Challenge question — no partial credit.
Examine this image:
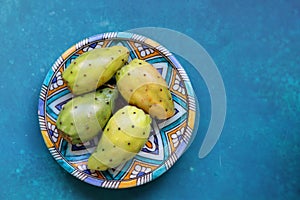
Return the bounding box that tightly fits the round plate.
[38,32,197,188]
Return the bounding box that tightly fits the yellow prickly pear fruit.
[56,87,118,144]
[116,59,174,119]
[88,105,152,171]
[63,46,129,95]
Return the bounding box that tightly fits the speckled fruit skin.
[62,46,129,95]
[56,87,118,144]
[116,59,175,119]
[88,105,152,171]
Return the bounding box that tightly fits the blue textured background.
[0,0,299,199]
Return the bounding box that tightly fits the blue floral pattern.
[130,165,151,178]
[173,74,186,95]
[134,42,155,57]
[47,122,59,142]
[50,71,64,90]
[171,127,184,148]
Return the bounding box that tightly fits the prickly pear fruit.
[116,59,174,119]
[62,46,129,95]
[56,87,118,144]
[88,105,152,171]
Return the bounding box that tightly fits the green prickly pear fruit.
[56,87,118,144]
[116,59,175,119]
[88,105,152,171]
[62,46,129,95]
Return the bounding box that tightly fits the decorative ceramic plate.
[38,32,197,189]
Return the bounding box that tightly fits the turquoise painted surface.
[0,0,299,199]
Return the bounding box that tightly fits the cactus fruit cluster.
[56,46,175,171]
